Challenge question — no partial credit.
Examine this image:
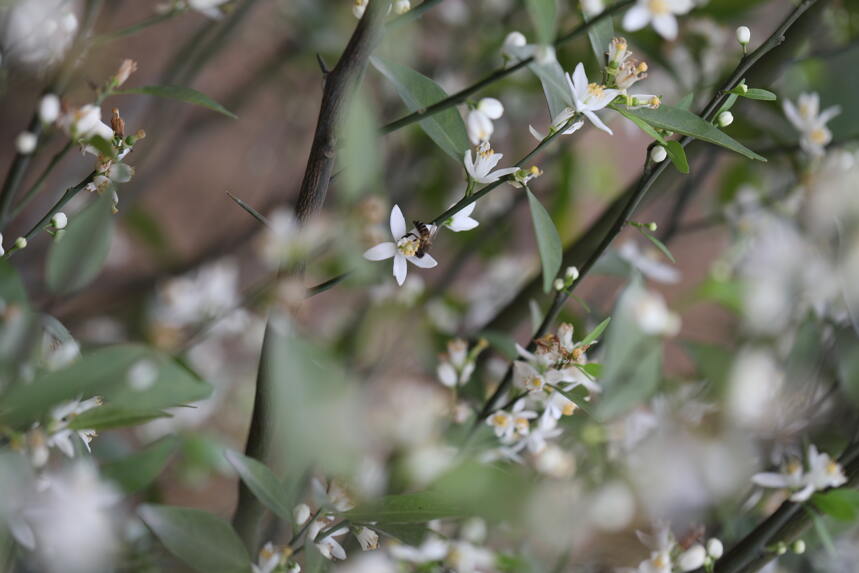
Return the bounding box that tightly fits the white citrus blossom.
[622,0,694,41]
[308,518,349,561]
[752,445,847,502]
[388,535,449,563]
[501,31,527,59]
[362,205,438,286]
[252,542,284,573]
[354,526,379,551]
[466,109,493,145]
[464,141,519,184]
[623,524,677,573]
[783,92,841,156]
[44,396,103,458]
[486,408,515,441]
[436,339,476,387]
[618,241,680,284]
[528,107,585,141]
[187,0,230,19]
[443,202,480,232]
[57,104,114,142]
[631,288,681,336]
[567,63,621,134]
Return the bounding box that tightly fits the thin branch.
[378,0,634,135]
[232,0,387,552]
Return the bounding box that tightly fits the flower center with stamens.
[587,83,605,99]
[826,460,840,475]
[490,412,511,427]
[396,235,420,257]
[525,376,544,391]
[562,402,577,416]
[515,417,530,433]
[648,0,669,14]
[809,127,829,145]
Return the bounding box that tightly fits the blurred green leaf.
[526,189,563,293]
[526,0,557,44]
[118,85,237,118]
[641,230,676,263]
[225,450,293,521]
[371,57,469,160]
[695,276,744,313]
[45,191,115,295]
[529,59,573,120]
[685,342,732,390]
[835,328,859,407]
[741,88,777,101]
[583,8,613,65]
[85,135,116,159]
[101,436,180,493]
[0,260,28,306]
[479,329,518,361]
[344,491,466,523]
[624,104,766,161]
[341,89,381,198]
[612,105,666,144]
[226,192,269,225]
[371,523,428,545]
[68,405,170,430]
[138,504,251,573]
[578,317,611,348]
[812,489,859,522]
[550,383,594,417]
[717,93,739,116]
[0,345,211,427]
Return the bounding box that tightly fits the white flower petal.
[409,254,438,268]
[363,242,396,261]
[390,205,407,239]
[652,13,678,40]
[622,4,651,32]
[584,110,613,135]
[393,254,408,285]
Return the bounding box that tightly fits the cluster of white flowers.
[620,524,723,573]
[18,396,103,468]
[752,444,847,502]
[436,338,486,388]
[483,324,601,464]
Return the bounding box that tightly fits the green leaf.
[138,504,251,573]
[549,383,594,417]
[581,363,603,378]
[641,230,676,263]
[808,508,837,555]
[623,104,766,161]
[677,93,694,111]
[371,523,428,546]
[67,405,170,430]
[45,191,115,295]
[695,276,744,313]
[526,0,557,44]
[341,88,381,198]
[740,88,777,101]
[225,450,293,521]
[583,8,613,66]
[0,260,28,306]
[529,59,573,120]
[85,135,116,159]
[118,85,237,118]
[717,93,739,116]
[664,140,689,174]
[479,329,518,361]
[526,189,563,293]
[578,318,611,348]
[226,192,269,226]
[611,104,666,144]
[812,489,859,522]
[371,57,469,160]
[101,436,180,493]
[345,491,467,523]
[0,345,211,427]
[685,342,732,390]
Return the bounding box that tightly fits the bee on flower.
[362,205,438,286]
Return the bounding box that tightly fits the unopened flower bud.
[737,83,749,94]
[791,540,806,555]
[477,97,504,120]
[677,544,707,571]
[775,542,787,555]
[647,222,658,232]
[293,503,311,526]
[51,212,68,230]
[114,59,138,87]
[39,94,61,124]
[553,278,565,291]
[15,132,37,155]
[565,266,579,281]
[503,31,527,50]
[736,26,751,46]
[393,0,410,14]
[650,145,667,163]
[707,538,724,559]
[14,237,27,250]
[717,111,734,127]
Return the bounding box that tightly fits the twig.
[232,0,387,552]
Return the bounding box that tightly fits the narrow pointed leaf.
[225,450,293,521]
[118,85,237,118]
[526,189,563,293]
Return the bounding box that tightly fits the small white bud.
[677,544,707,572]
[0,233,4,256]
[393,0,410,14]
[286,562,301,573]
[293,503,311,526]
[647,222,658,232]
[15,132,37,155]
[737,83,749,94]
[39,94,61,124]
[707,538,724,559]
[503,31,527,49]
[775,542,787,556]
[565,266,579,281]
[14,237,27,250]
[553,278,565,291]
[736,26,751,45]
[477,97,504,120]
[717,111,734,127]
[791,539,806,554]
[352,0,367,18]
[51,212,68,230]
[650,145,667,163]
